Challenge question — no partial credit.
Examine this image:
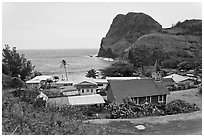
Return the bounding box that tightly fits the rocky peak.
[98,12,162,58]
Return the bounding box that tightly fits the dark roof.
[108,79,169,103]
[153,60,161,72]
[162,78,174,83]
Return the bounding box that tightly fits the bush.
[105,99,199,119]
[165,100,200,115]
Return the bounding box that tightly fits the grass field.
[85,88,202,135]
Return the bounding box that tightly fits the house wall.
[78,88,97,95]
[27,83,40,90]
[132,94,167,104]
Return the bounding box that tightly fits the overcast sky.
[2,2,202,49]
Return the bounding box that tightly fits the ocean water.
[18,49,113,83]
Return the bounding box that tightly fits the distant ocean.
[18,49,113,83]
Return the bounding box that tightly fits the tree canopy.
[100,61,135,77]
[85,69,99,79]
[2,45,34,81]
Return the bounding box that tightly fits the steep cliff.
[97,12,162,58]
[97,12,202,69]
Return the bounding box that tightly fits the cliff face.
[97,12,162,58]
[97,12,202,67]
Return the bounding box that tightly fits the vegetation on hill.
[2,45,34,81]
[100,61,136,77]
[2,89,109,135]
[97,12,202,71]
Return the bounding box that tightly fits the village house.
[164,73,196,89]
[106,61,169,104]
[26,75,54,90]
[74,79,98,95]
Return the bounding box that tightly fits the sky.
[2,2,202,49]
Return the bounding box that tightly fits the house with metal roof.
[106,79,169,104]
[74,79,98,95]
[26,75,53,89]
[106,61,169,104]
[164,73,196,88]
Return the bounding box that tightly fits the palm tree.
[85,69,99,79]
[60,59,68,81]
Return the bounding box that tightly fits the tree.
[85,69,99,79]
[100,61,135,77]
[60,59,68,81]
[2,45,34,81]
[53,76,59,82]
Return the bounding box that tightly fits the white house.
[164,74,196,87]
[74,79,98,95]
[26,75,53,90]
[53,81,73,88]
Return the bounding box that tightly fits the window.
[158,95,163,103]
[98,84,103,86]
[91,89,93,92]
[82,89,84,93]
[87,89,89,92]
[63,84,68,86]
[145,96,151,103]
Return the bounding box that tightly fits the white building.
[74,79,98,95]
[53,81,73,88]
[26,75,53,90]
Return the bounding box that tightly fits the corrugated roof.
[106,77,141,80]
[56,81,73,84]
[108,79,169,103]
[162,78,174,83]
[26,75,53,84]
[68,94,105,105]
[164,74,191,83]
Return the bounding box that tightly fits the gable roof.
[164,74,192,83]
[162,78,174,83]
[107,79,169,103]
[26,75,53,84]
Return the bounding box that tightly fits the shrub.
[165,100,200,115]
[105,99,199,119]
